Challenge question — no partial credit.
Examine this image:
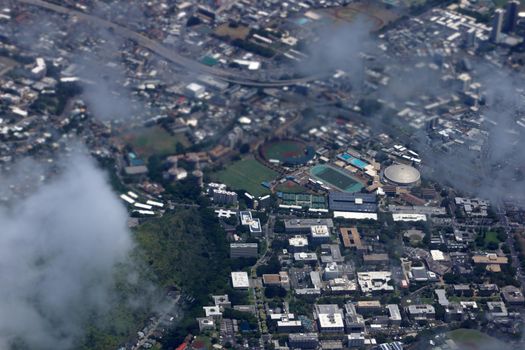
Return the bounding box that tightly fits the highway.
[17,0,322,87]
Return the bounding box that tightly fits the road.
[249,216,274,349]
[17,0,323,87]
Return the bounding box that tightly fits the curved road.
[18,0,323,87]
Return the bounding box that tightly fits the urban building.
[310,225,331,244]
[231,272,250,289]
[357,272,394,293]
[230,243,258,258]
[284,218,334,233]
[503,0,519,33]
[288,235,309,252]
[288,333,319,349]
[406,304,436,321]
[491,9,505,43]
[315,305,345,333]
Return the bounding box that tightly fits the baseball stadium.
[260,139,315,166]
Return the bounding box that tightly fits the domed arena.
[383,164,421,187]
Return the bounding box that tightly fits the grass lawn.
[484,231,500,245]
[122,126,190,158]
[418,297,434,305]
[193,336,212,349]
[214,157,278,197]
[447,329,505,349]
[263,140,305,161]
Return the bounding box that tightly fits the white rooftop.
[231,271,250,289]
[310,225,330,237]
[318,313,344,329]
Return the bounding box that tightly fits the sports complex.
[260,139,315,166]
[310,164,364,193]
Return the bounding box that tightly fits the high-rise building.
[504,0,519,33]
[463,28,477,49]
[491,9,505,43]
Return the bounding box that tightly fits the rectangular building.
[316,304,345,333]
[407,304,435,321]
[284,218,334,233]
[263,272,290,289]
[357,271,394,293]
[212,189,238,205]
[329,192,377,212]
[277,320,302,333]
[288,333,319,349]
[310,225,331,244]
[347,332,365,348]
[230,243,258,258]
[231,271,250,289]
[289,235,309,252]
[363,253,389,266]
[340,227,366,251]
[387,304,402,325]
[356,300,382,315]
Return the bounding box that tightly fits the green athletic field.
[214,157,278,196]
[310,164,363,193]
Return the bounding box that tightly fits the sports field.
[264,140,304,160]
[122,126,190,158]
[310,165,363,193]
[214,157,278,196]
[484,231,500,245]
[261,140,315,166]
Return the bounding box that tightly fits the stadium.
[260,139,315,166]
[382,164,421,187]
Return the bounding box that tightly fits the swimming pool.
[339,153,352,161]
[350,158,368,169]
[337,153,369,170]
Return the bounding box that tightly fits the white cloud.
[0,154,133,349]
